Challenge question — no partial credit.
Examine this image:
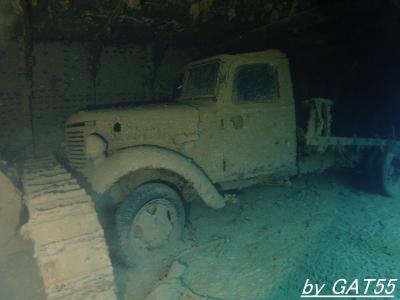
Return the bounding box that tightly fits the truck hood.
[66,102,200,151]
[66,102,198,125]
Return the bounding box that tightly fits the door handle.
[230,115,244,130]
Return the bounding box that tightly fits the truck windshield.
[182,61,220,99]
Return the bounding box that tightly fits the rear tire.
[115,182,185,267]
[379,146,400,197]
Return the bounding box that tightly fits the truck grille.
[65,122,87,172]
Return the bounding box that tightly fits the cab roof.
[186,49,287,68]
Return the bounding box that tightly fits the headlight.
[85,134,107,160]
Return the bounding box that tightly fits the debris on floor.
[0,161,46,300]
[0,163,22,261]
[145,259,213,300]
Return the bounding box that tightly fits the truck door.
[222,61,297,180]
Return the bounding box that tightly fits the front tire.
[115,182,185,267]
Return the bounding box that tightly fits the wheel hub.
[130,198,179,250]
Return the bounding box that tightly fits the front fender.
[88,146,225,209]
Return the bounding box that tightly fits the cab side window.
[234,64,279,102]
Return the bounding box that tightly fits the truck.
[20,50,400,299]
[65,49,400,263]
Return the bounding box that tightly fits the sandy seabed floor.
[2,170,400,300]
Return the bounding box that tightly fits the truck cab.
[177,50,297,183]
